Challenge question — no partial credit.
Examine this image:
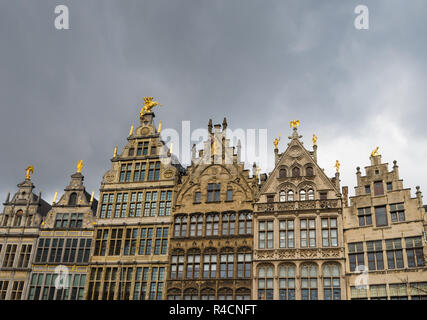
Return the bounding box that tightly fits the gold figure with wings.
[290,119,300,128]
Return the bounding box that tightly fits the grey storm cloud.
[0,0,426,206]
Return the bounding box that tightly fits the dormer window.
[292,167,300,177]
[68,193,77,206]
[374,181,384,196]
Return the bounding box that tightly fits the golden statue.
[90,191,94,203]
[129,125,134,136]
[76,160,83,173]
[334,160,340,172]
[25,165,34,179]
[312,134,317,145]
[53,191,58,204]
[140,97,161,116]
[113,146,118,158]
[158,121,162,133]
[371,146,380,157]
[290,119,300,129]
[273,134,281,149]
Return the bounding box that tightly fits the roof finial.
[25,165,34,180]
[76,160,83,173]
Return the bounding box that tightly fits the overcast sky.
[1,0,426,206]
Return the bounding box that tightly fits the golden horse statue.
[140,97,161,117]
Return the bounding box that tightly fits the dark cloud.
[1,0,426,206]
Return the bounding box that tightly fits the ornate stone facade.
[85,111,184,300]
[343,155,427,300]
[0,176,51,300]
[166,119,257,300]
[253,126,346,300]
[28,169,97,300]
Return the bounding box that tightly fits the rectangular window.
[3,244,17,268]
[226,189,233,201]
[279,220,294,248]
[300,219,316,248]
[321,218,338,247]
[319,192,327,200]
[10,281,24,300]
[365,185,371,194]
[194,192,201,203]
[258,221,273,249]
[386,238,404,269]
[357,207,372,226]
[207,183,221,202]
[405,237,424,268]
[348,242,364,272]
[374,181,384,196]
[366,240,384,271]
[370,284,387,300]
[139,228,153,255]
[390,203,405,223]
[375,206,388,227]
[0,281,9,300]
[17,244,32,268]
[100,193,114,219]
[386,182,393,191]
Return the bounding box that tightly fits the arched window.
[222,212,236,235]
[237,248,252,278]
[279,264,296,300]
[238,211,252,234]
[279,191,286,202]
[235,288,251,300]
[186,249,201,279]
[301,264,318,300]
[279,168,287,178]
[258,265,274,300]
[14,210,23,226]
[220,249,235,278]
[300,190,306,201]
[287,190,294,201]
[170,251,184,279]
[205,213,219,236]
[167,288,181,300]
[306,166,314,176]
[183,288,198,300]
[68,193,77,206]
[203,248,217,279]
[323,265,341,300]
[292,167,300,177]
[308,189,314,200]
[189,214,203,237]
[200,288,215,300]
[218,288,233,300]
[174,216,187,237]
